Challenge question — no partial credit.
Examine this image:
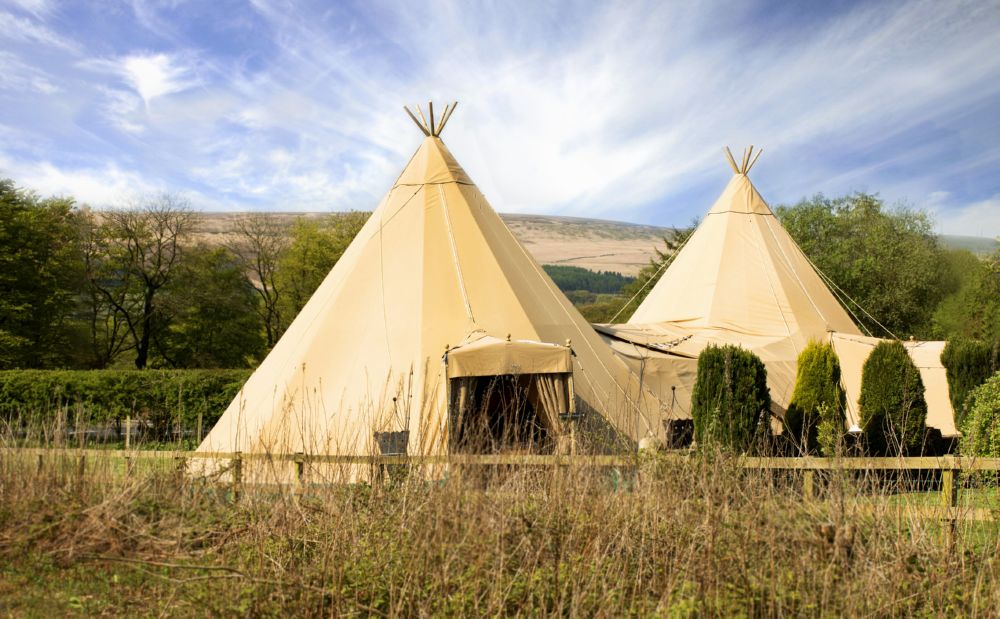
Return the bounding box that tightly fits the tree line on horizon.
[1,177,998,371]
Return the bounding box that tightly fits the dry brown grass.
[2,445,999,617]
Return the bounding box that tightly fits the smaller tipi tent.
[598,147,959,441]
[195,103,666,479]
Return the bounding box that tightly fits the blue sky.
[1,0,999,237]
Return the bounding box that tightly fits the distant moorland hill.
[193,212,997,276]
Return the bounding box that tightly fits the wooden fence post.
[124,416,131,450]
[77,452,86,483]
[232,451,243,501]
[174,455,187,484]
[36,452,43,475]
[803,469,815,502]
[294,452,305,493]
[941,464,958,549]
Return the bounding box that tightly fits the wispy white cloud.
[1,0,999,237]
[926,193,1000,238]
[0,51,59,93]
[0,9,77,52]
[0,153,159,205]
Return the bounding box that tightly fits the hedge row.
[0,369,251,436]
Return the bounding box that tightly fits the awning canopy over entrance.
[445,335,573,378]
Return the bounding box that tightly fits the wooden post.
[174,455,186,483]
[941,468,957,510]
[77,453,86,482]
[294,452,305,495]
[941,465,958,549]
[36,452,43,475]
[803,469,815,502]
[124,415,131,450]
[196,412,203,445]
[232,451,243,501]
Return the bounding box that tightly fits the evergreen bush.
[941,339,1000,423]
[959,370,1000,457]
[0,369,250,439]
[691,345,771,452]
[784,341,845,455]
[858,341,927,455]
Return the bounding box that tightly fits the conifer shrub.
[959,370,1000,457]
[784,341,845,456]
[941,339,1000,423]
[858,341,927,455]
[691,345,771,452]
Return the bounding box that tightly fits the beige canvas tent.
[597,147,959,439]
[195,103,665,478]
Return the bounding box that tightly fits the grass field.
[2,447,999,617]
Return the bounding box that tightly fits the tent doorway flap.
[445,337,575,452]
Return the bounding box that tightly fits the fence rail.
[4,448,998,524]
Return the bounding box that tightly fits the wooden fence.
[4,448,999,523]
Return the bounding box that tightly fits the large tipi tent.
[597,147,959,439]
[195,103,665,475]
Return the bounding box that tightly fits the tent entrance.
[444,336,575,454]
[448,373,573,453]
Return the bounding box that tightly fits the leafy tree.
[691,345,771,452]
[90,194,195,369]
[157,245,265,368]
[542,265,634,295]
[0,179,87,369]
[228,213,289,347]
[940,338,1000,423]
[958,370,1000,457]
[277,212,369,328]
[776,193,950,339]
[784,341,846,455]
[76,208,134,368]
[932,248,1000,341]
[858,340,927,455]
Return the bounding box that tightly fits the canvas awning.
[445,335,573,378]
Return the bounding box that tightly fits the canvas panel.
[446,336,573,378]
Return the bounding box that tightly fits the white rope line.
[749,211,793,339]
[799,249,897,339]
[608,227,696,324]
[437,184,475,326]
[761,212,832,336]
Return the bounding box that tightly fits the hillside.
[195,212,676,276]
[194,212,996,276]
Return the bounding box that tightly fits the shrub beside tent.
[959,371,1000,457]
[858,341,928,456]
[784,342,845,456]
[691,345,771,453]
[941,339,1000,424]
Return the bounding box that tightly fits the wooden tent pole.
[428,101,435,136]
[416,105,431,135]
[438,102,458,134]
[724,147,740,174]
[437,103,452,135]
[403,106,430,136]
[746,148,763,174]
